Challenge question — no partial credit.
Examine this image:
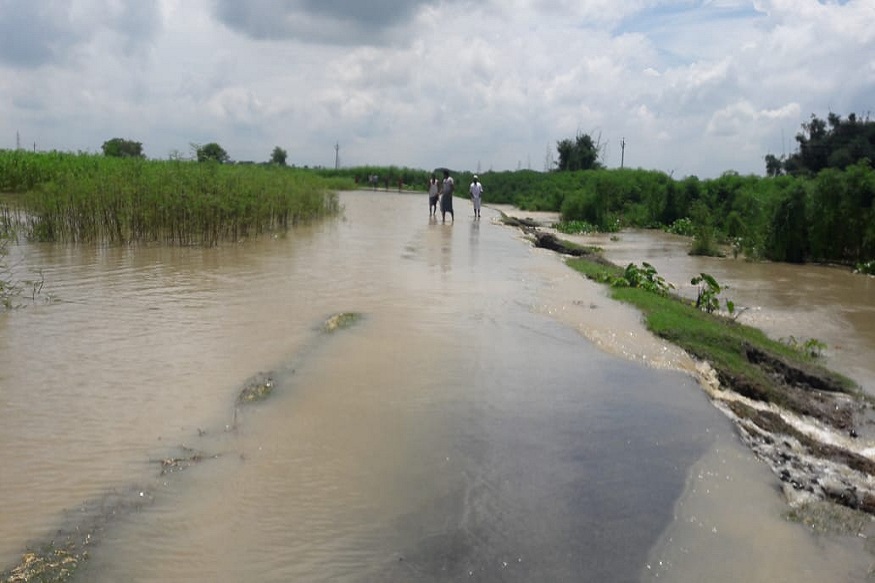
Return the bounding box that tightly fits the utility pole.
[334,142,340,170]
[620,137,626,169]
[16,130,21,150]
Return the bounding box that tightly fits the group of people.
[428,170,483,223]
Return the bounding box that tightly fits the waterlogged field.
[0,150,351,246]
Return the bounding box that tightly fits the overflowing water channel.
[1,191,873,581]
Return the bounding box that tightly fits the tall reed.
[0,151,348,246]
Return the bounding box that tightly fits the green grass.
[0,150,353,246]
[566,256,859,407]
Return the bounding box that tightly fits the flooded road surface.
[1,193,872,581]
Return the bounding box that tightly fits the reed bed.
[0,151,348,246]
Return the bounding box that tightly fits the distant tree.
[765,182,808,263]
[764,153,784,177]
[102,138,144,158]
[781,112,875,175]
[196,142,230,164]
[270,146,288,166]
[556,132,604,171]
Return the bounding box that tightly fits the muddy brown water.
[1,193,873,581]
[574,228,875,394]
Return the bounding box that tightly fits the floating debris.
[5,544,81,583]
[322,311,362,333]
[237,372,275,404]
[2,487,153,583]
[498,214,541,229]
[155,446,215,476]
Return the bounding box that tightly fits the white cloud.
[0,0,873,176]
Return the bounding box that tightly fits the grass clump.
[855,260,875,275]
[553,220,600,235]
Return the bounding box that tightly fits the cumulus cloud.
[0,0,873,176]
[0,1,82,67]
[212,0,462,45]
[0,0,160,68]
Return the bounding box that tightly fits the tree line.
[100,138,289,166]
[482,163,873,267]
[766,113,875,176]
[481,113,874,268]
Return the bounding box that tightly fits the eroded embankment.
[502,213,875,530]
[1,312,363,583]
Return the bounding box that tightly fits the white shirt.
[469,181,483,198]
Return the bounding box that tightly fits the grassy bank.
[555,247,875,522]
[566,256,860,418]
[0,151,353,246]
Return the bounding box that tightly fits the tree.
[556,131,604,171]
[781,113,875,175]
[196,142,230,164]
[766,183,808,263]
[270,146,288,166]
[764,154,784,177]
[102,138,144,158]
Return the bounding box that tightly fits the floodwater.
[0,192,872,581]
[580,229,875,394]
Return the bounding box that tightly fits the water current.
[1,192,873,581]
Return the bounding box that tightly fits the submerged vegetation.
[0,150,352,246]
[1,224,48,311]
[237,373,275,404]
[322,311,363,332]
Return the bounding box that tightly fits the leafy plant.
[553,220,599,234]
[606,262,673,295]
[664,217,695,237]
[780,336,827,359]
[855,260,875,275]
[729,236,744,259]
[691,272,735,316]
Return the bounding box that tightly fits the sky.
[0,0,873,178]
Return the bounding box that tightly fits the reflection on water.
[469,219,480,266]
[1,193,872,581]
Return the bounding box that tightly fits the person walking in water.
[469,174,483,219]
[440,169,455,223]
[427,174,439,217]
